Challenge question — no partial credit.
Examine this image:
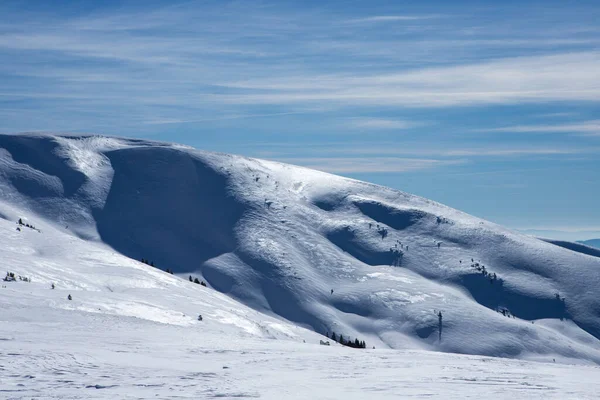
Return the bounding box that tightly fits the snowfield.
[1,133,600,398]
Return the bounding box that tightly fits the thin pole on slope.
[438,311,443,342]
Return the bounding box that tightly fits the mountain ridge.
[578,239,600,250]
[1,133,599,363]
[541,238,600,258]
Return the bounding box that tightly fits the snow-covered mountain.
[1,133,600,368]
[542,238,600,258]
[578,239,600,250]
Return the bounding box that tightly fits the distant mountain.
[518,229,600,242]
[578,239,600,250]
[541,239,600,259]
[1,133,600,364]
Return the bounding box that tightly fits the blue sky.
[1,0,599,240]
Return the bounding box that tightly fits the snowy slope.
[0,201,320,342]
[2,206,600,399]
[1,133,600,366]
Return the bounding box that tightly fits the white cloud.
[271,157,466,173]
[345,118,417,130]
[480,120,600,136]
[252,143,600,158]
[439,147,594,156]
[141,111,313,125]
[534,112,578,118]
[1,2,599,134]
[343,15,441,24]
[230,52,600,107]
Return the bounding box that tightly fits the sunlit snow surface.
[3,316,600,399]
[1,134,600,398]
[0,216,598,399]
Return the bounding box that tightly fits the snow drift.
[1,133,599,364]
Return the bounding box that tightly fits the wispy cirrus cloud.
[534,112,579,118]
[343,15,442,24]
[142,111,313,125]
[434,147,598,157]
[480,120,600,136]
[345,118,418,130]
[272,157,467,174]
[253,143,600,158]
[1,1,599,130]
[219,52,600,107]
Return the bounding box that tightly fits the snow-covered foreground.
[4,311,600,399]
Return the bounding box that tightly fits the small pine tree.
[189,275,193,282]
[339,335,344,345]
[331,332,337,342]
[200,281,207,287]
[194,278,200,284]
